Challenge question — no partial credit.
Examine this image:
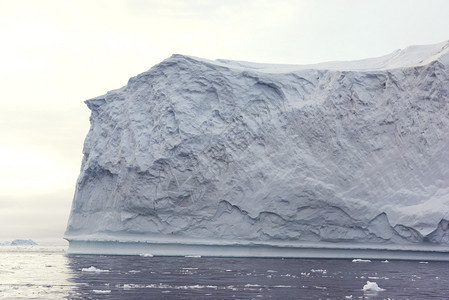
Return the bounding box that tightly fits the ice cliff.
[65,41,449,253]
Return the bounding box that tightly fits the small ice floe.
[363,281,385,292]
[419,261,428,264]
[185,255,201,258]
[139,253,153,257]
[81,266,110,273]
[352,259,371,263]
[245,284,262,288]
[93,290,111,294]
[311,269,327,274]
[345,295,352,299]
[123,284,132,290]
[381,260,389,263]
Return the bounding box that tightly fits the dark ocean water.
[1,246,449,299]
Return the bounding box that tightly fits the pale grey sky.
[1,0,448,244]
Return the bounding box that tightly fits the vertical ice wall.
[65,41,449,247]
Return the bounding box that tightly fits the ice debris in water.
[139,253,153,257]
[93,290,111,294]
[81,266,110,273]
[363,281,385,292]
[352,259,371,263]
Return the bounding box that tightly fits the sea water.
[1,245,449,299]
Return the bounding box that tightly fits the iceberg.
[0,239,38,246]
[65,40,449,259]
[11,239,37,246]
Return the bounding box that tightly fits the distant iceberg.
[65,40,449,259]
[0,239,37,246]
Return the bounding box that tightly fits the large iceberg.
[65,41,449,259]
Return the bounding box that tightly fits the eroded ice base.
[66,238,449,261]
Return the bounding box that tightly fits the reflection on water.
[1,246,449,299]
[0,247,72,299]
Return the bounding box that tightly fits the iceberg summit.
[65,41,449,260]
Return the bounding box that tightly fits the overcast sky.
[1,0,448,244]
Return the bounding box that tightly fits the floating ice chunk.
[185,255,201,258]
[245,284,262,288]
[123,284,132,290]
[311,269,327,274]
[381,260,389,263]
[139,253,153,257]
[352,259,371,263]
[345,296,352,299]
[363,281,385,292]
[419,261,428,264]
[81,266,110,273]
[93,290,111,294]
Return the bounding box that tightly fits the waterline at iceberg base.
[66,236,449,261]
[65,40,449,258]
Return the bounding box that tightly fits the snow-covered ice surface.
[65,40,449,257]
